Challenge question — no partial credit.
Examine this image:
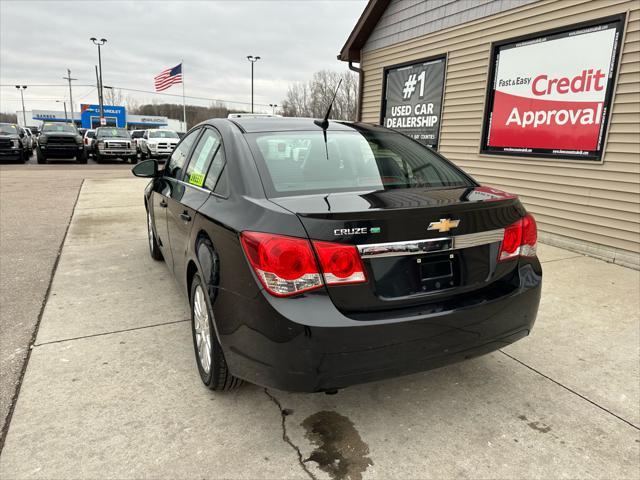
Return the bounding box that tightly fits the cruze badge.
[334,227,381,236]
[428,218,460,233]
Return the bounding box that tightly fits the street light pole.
[269,103,278,115]
[90,37,107,123]
[57,100,68,121]
[15,85,27,126]
[246,55,260,113]
[62,69,77,126]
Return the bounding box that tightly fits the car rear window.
[246,129,474,197]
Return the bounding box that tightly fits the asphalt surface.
[0,175,638,479]
[0,153,132,448]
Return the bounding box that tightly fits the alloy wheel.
[147,211,154,253]
[193,285,212,374]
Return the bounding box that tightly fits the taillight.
[312,241,367,285]
[498,214,537,262]
[240,232,367,297]
[240,232,322,297]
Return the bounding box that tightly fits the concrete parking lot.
[0,173,638,479]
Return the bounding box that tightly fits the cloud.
[0,0,365,113]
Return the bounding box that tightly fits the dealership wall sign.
[481,16,625,161]
[381,56,446,148]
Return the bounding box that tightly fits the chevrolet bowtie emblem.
[428,218,460,233]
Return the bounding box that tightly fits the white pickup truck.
[139,129,180,161]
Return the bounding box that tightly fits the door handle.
[180,212,192,222]
[159,200,167,208]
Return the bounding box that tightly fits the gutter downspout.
[348,61,363,122]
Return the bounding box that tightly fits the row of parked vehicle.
[0,121,181,165]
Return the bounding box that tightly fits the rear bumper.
[218,261,542,392]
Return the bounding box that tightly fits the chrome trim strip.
[357,228,504,259]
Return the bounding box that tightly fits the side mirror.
[132,159,158,178]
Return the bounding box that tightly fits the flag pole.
[181,60,187,132]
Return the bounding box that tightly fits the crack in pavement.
[500,350,640,430]
[264,388,318,480]
[34,319,191,347]
[539,255,583,264]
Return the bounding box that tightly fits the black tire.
[129,155,138,164]
[36,149,46,164]
[76,150,87,164]
[190,273,242,391]
[140,148,147,160]
[95,152,102,164]
[146,208,163,261]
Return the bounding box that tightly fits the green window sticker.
[189,172,205,187]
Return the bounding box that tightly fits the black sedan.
[133,117,542,393]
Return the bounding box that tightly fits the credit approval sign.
[481,17,624,161]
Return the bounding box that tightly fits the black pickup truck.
[36,123,86,164]
[0,123,30,163]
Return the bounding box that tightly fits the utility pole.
[246,55,260,113]
[15,85,27,126]
[62,69,77,126]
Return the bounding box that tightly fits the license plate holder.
[418,254,459,291]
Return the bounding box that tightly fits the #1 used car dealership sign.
[381,56,446,148]
[482,17,624,161]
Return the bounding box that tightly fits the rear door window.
[164,128,200,180]
[183,128,226,191]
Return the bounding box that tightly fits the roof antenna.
[314,79,342,160]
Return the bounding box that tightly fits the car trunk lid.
[270,186,525,312]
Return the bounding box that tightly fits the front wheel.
[76,151,87,164]
[190,274,242,391]
[36,149,46,164]
[147,209,163,261]
[129,155,138,164]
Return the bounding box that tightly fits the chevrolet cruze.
[132,117,542,392]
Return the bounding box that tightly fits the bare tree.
[104,88,124,106]
[282,70,358,121]
[0,112,18,123]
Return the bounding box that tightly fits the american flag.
[154,63,183,92]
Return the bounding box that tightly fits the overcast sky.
[0,0,366,115]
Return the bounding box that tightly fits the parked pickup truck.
[94,127,137,164]
[36,123,86,164]
[0,123,30,163]
[139,129,180,161]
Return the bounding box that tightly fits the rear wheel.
[147,209,163,261]
[190,274,242,391]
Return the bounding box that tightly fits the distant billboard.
[80,104,126,129]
